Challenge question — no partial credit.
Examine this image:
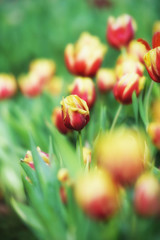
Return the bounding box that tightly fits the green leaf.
[139,94,147,127]
[132,91,138,125]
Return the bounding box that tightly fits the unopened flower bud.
[106,14,136,49]
[75,170,120,220]
[65,32,107,77]
[134,172,160,216]
[57,168,69,183]
[96,68,116,93]
[113,73,145,104]
[61,95,90,131]
[69,77,96,108]
[52,107,71,134]
[0,74,17,100]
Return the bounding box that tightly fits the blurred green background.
[0,0,160,239]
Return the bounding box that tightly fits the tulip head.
[65,32,107,77]
[69,77,96,108]
[96,127,148,186]
[57,168,69,183]
[52,107,71,134]
[18,73,43,97]
[45,76,63,96]
[106,14,136,49]
[22,147,49,169]
[0,74,17,100]
[148,122,160,149]
[127,40,148,63]
[134,172,160,216]
[61,95,90,131]
[74,170,120,220]
[96,68,116,93]
[115,54,144,80]
[30,59,56,84]
[113,73,145,104]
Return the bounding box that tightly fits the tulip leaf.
[139,94,147,127]
[132,91,138,125]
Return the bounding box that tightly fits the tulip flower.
[96,127,148,186]
[61,95,90,131]
[106,14,137,49]
[0,74,17,100]
[96,68,116,93]
[45,76,63,96]
[113,73,145,104]
[127,40,148,63]
[74,170,120,220]
[21,147,49,169]
[18,72,43,97]
[147,122,160,149]
[65,32,107,77]
[57,168,69,183]
[29,59,56,84]
[52,107,71,134]
[115,54,144,80]
[152,21,160,34]
[138,32,160,83]
[69,77,96,108]
[134,172,160,216]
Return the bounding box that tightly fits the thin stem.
[78,131,83,165]
[110,104,123,132]
[145,81,154,126]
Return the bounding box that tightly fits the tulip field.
[1,0,160,239]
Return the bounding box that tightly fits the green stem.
[78,131,83,165]
[120,46,127,57]
[145,81,154,126]
[110,104,123,132]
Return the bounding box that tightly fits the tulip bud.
[0,74,17,100]
[29,59,56,84]
[147,122,160,149]
[83,147,91,164]
[127,40,148,63]
[45,76,63,96]
[113,73,145,104]
[152,21,160,34]
[60,186,67,204]
[106,14,137,49]
[65,32,107,77]
[21,147,49,169]
[61,95,90,131]
[96,127,148,186]
[151,98,160,122]
[134,172,160,216]
[18,73,43,97]
[69,77,96,108]
[74,170,120,220]
[52,107,71,134]
[115,54,144,80]
[96,68,116,93]
[57,168,69,183]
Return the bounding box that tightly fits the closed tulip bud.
[18,73,43,97]
[57,168,69,183]
[52,107,71,134]
[151,99,160,122]
[0,74,17,100]
[21,147,49,169]
[152,21,160,34]
[74,170,120,220]
[65,32,107,77]
[61,95,90,131]
[127,40,148,63]
[115,54,144,80]
[29,59,56,84]
[148,122,160,149]
[83,147,91,164]
[96,68,116,93]
[106,14,137,49]
[96,128,148,186]
[69,77,96,108]
[45,76,63,96]
[113,73,145,104]
[134,172,160,216]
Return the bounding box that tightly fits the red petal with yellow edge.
[152,32,160,48]
[137,39,151,51]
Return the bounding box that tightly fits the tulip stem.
[145,81,154,126]
[110,104,123,132]
[78,131,83,165]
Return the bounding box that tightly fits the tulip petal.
[137,39,151,51]
[152,32,160,48]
